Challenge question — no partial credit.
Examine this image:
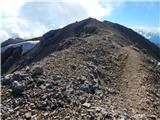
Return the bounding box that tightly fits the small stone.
[52,75,61,80]
[70,64,76,70]
[82,103,91,108]
[41,95,47,100]
[77,76,87,83]
[36,79,45,86]
[8,109,14,113]
[40,85,46,89]
[2,74,13,85]
[65,116,70,119]
[108,88,116,94]
[12,72,24,80]
[46,83,53,89]
[80,80,98,94]
[44,112,49,116]
[100,108,108,116]
[16,111,20,117]
[79,96,86,104]
[95,107,101,112]
[11,81,25,94]
[87,109,94,112]
[25,112,32,120]
[133,114,146,119]
[66,88,74,94]
[32,66,43,76]
[81,113,86,117]
[32,114,37,119]
[150,115,157,120]
[25,66,30,71]
[30,103,35,109]
[4,74,12,80]
[14,106,20,111]
[81,76,87,81]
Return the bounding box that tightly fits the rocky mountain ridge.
[1,18,160,119]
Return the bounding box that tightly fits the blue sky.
[0,0,159,42]
[103,1,160,28]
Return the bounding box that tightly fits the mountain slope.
[2,18,160,75]
[1,18,160,119]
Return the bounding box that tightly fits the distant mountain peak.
[1,18,160,75]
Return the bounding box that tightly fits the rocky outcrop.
[1,46,22,74]
[1,40,40,74]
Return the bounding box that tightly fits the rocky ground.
[1,33,160,120]
[1,18,160,120]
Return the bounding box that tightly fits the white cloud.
[132,26,160,46]
[0,30,10,40]
[0,0,122,42]
[0,0,25,17]
[0,17,50,41]
[132,26,160,34]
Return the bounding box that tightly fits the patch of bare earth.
[110,47,157,117]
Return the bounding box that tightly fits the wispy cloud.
[0,0,121,42]
[133,26,159,32]
[132,26,160,47]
